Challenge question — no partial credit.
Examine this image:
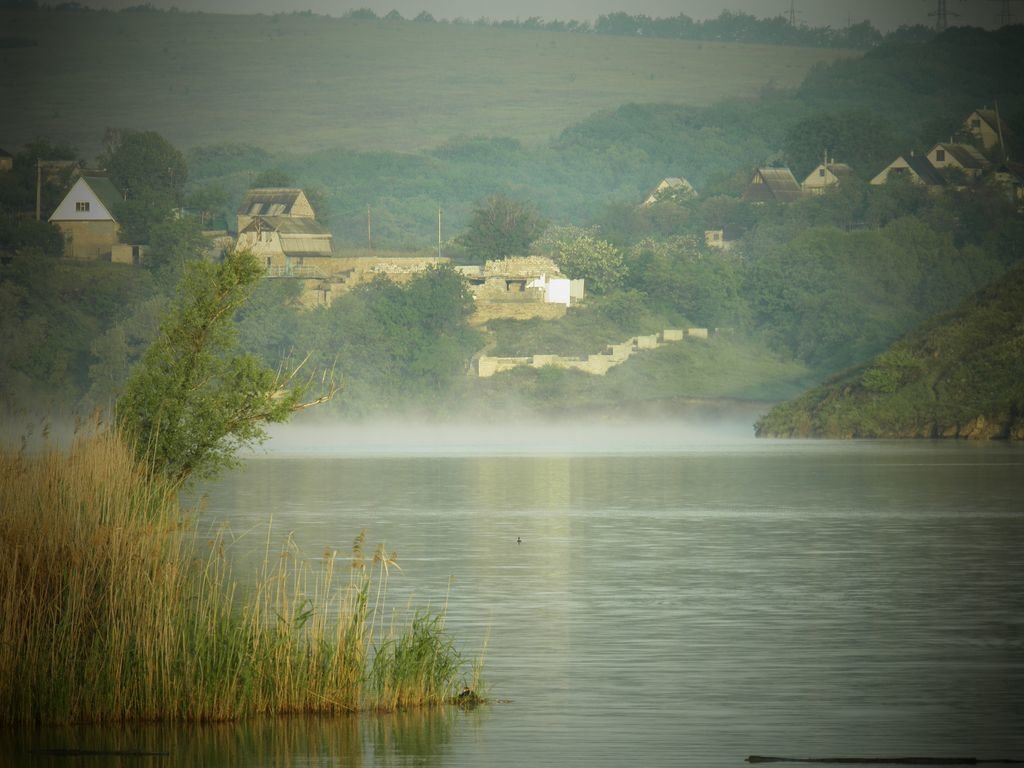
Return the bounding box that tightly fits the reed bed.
[0,429,480,725]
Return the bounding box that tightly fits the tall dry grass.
[0,428,479,725]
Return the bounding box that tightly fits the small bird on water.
[516,536,522,544]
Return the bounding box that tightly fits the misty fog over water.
[251,416,787,458]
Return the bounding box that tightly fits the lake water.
[13,422,1024,767]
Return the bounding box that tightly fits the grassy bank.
[0,429,480,725]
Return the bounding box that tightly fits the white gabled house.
[49,175,124,260]
[801,159,853,195]
[961,108,1012,154]
[926,142,990,179]
[870,154,945,189]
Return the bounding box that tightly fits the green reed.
[0,428,482,725]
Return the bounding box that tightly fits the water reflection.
[3,707,482,767]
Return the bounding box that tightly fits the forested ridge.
[754,260,1024,439]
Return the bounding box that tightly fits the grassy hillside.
[1,8,854,157]
[754,261,1024,440]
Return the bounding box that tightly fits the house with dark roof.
[926,142,990,179]
[0,147,12,173]
[48,174,124,260]
[743,167,804,203]
[236,188,315,232]
[961,108,1012,154]
[869,154,945,189]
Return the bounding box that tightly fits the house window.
[935,149,946,162]
[75,201,90,212]
[819,168,826,177]
[971,118,981,129]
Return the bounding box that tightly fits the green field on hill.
[2,9,855,157]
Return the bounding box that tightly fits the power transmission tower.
[987,0,1024,25]
[928,0,961,30]
[787,0,798,26]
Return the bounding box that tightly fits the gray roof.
[904,156,945,186]
[825,162,854,177]
[237,188,307,216]
[933,143,989,171]
[242,215,330,236]
[972,109,1012,137]
[744,167,803,203]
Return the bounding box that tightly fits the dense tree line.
[3,1,895,50]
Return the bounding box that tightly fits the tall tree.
[117,249,332,484]
[457,194,546,263]
[101,129,188,243]
[102,128,187,202]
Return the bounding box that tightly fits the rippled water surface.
[15,425,1024,767]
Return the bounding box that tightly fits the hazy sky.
[79,0,1003,32]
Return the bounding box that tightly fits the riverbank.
[0,428,480,725]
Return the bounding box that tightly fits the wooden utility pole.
[437,208,442,259]
[367,205,372,250]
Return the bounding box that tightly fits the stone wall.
[268,253,448,308]
[476,329,711,378]
[483,255,561,277]
[469,297,567,326]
